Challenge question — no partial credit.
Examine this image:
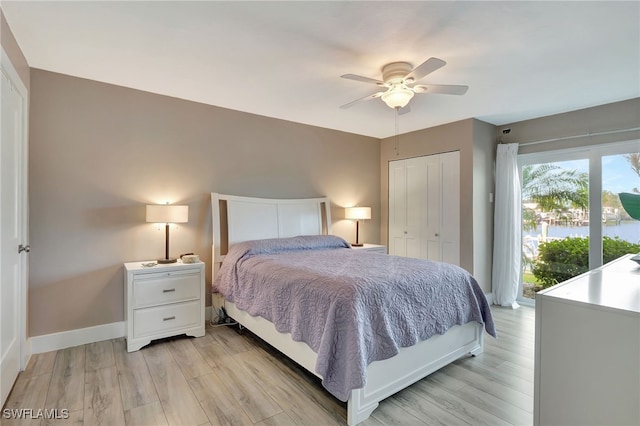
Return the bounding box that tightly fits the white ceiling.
[3,1,639,139]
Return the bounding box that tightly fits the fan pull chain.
[394,107,400,156]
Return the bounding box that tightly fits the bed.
[211,192,495,425]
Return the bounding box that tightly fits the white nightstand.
[351,243,387,254]
[124,260,205,352]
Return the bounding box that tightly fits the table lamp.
[146,204,189,263]
[345,206,371,247]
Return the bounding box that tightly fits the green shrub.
[602,237,640,262]
[532,236,640,288]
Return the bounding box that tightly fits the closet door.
[389,156,426,258]
[388,151,460,265]
[439,151,460,265]
[423,155,442,261]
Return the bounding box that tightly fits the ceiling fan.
[340,57,468,110]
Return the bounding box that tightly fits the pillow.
[231,235,350,257]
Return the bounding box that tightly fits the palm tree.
[521,164,588,231]
[522,164,588,210]
[624,153,640,193]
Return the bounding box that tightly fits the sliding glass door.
[518,140,640,304]
[601,152,640,248]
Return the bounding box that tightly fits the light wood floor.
[3,306,534,425]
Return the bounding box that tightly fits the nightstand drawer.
[133,300,201,338]
[133,272,200,308]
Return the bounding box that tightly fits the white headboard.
[211,192,332,277]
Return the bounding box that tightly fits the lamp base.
[157,258,177,264]
[351,243,364,247]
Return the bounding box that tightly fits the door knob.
[435,233,439,237]
[18,244,30,253]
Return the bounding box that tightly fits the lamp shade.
[146,204,189,223]
[381,85,414,109]
[345,207,371,220]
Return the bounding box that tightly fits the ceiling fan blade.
[405,57,446,83]
[341,74,385,86]
[340,92,384,109]
[413,84,469,95]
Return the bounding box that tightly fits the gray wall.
[472,119,498,292]
[498,98,640,153]
[379,118,497,293]
[29,69,380,337]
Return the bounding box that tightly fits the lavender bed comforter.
[213,235,496,402]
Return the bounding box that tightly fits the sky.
[602,155,639,194]
[555,154,639,194]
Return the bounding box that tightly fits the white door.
[1,49,28,406]
[439,151,460,264]
[389,156,426,257]
[388,160,407,256]
[389,151,460,265]
[423,155,442,260]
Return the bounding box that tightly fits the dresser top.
[124,260,204,272]
[351,243,385,249]
[538,254,640,314]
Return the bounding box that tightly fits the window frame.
[517,139,640,304]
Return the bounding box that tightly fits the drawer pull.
[163,316,176,321]
[162,288,176,293]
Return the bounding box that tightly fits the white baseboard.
[29,306,214,354]
[22,339,32,371]
[485,292,494,305]
[30,321,125,354]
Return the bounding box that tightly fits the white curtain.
[492,143,521,308]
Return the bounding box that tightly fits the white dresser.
[124,260,205,352]
[534,254,640,426]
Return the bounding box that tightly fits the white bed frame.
[211,192,484,425]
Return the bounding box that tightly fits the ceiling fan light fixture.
[381,85,414,109]
[340,57,467,110]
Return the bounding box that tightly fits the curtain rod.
[516,126,640,147]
